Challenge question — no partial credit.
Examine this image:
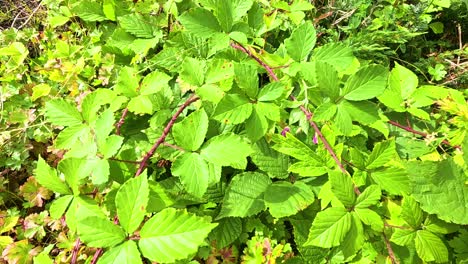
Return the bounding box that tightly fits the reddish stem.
[135,95,200,176]
[231,42,350,177]
[115,108,129,135]
[387,120,458,149]
[383,231,399,264]
[90,248,103,264]
[71,238,81,264]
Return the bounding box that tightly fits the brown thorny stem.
[90,95,200,264]
[387,120,459,149]
[135,94,200,176]
[229,43,360,195]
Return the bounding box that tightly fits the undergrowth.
[0,0,467,263]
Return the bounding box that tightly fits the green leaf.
[415,230,449,263]
[304,207,352,248]
[127,95,153,115]
[251,138,289,179]
[115,175,149,234]
[313,102,337,122]
[271,133,322,162]
[45,99,82,127]
[218,172,271,218]
[401,196,423,228]
[354,208,383,231]
[94,109,115,147]
[139,208,217,263]
[212,94,253,124]
[34,157,71,195]
[378,62,418,111]
[285,21,316,61]
[140,71,171,95]
[172,152,210,198]
[210,217,242,249]
[55,125,90,150]
[329,171,356,208]
[89,158,110,185]
[66,196,106,232]
[424,215,459,234]
[201,133,253,169]
[81,89,117,123]
[313,43,354,72]
[341,100,381,126]
[114,67,140,98]
[181,57,206,86]
[257,82,284,102]
[179,8,222,38]
[391,228,417,246]
[58,158,93,195]
[335,104,353,136]
[288,159,328,177]
[407,159,468,224]
[245,107,268,142]
[49,195,73,219]
[99,240,142,264]
[172,109,209,151]
[118,14,155,38]
[211,0,254,32]
[366,139,397,169]
[265,181,315,218]
[99,135,124,159]
[72,0,107,21]
[234,63,258,98]
[355,185,381,208]
[213,0,234,32]
[370,167,410,195]
[256,102,280,122]
[77,216,126,248]
[315,61,340,99]
[102,0,115,21]
[340,212,365,260]
[342,65,388,101]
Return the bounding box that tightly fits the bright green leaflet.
[305,207,352,248]
[200,133,252,169]
[406,159,468,224]
[115,175,149,234]
[139,208,217,263]
[285,21,316,62]
[171,152,210,198]
[264,181,315,218]
[172,109,209,151]
[329,171,356,208]
[76,216,126,248]
[99,241,142,264]
[34,157,71,195]
[217,172,271,219]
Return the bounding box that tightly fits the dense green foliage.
[1,0,468,263]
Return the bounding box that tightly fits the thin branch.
[387,120,458,149]
[457,23,462,66]
[230,42,350,177]
[135,95,200,176]
[115,108,129,136]
[70,238,81,264]
[230,43,279,81]
[90,248,103,264]
[17,2,43,30]
[383,231,399,264]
